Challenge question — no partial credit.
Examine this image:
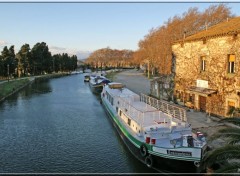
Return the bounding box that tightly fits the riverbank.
[0,78,32,102]
[0,72,70,103]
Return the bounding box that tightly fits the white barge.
[101,82,207,173]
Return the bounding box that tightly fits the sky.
[0,2,240,59]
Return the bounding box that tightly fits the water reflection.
[0,74,155,173]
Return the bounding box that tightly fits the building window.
[228,54,235,74]
[110,97,113,105]
[203,38,206,44]
[181,42,184,48]
[191,94,195,104]
[201,56,206,72]
[233,33,238,40]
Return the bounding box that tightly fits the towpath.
[113,69,227,148]
[113,69,151,95]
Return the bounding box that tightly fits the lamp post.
[148,59,150,79]
[7,64,9,82]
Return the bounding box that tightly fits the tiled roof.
[175,16,240,43]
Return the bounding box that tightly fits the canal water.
[0,74,155,173]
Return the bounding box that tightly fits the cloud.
[0,40,9,47]
[49,46,66,50]
[49,46,92,60]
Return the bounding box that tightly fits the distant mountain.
[49,46,92,60]
[75,51,92,60]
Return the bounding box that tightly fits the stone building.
[150,75,174,101]
[172,17,240,117]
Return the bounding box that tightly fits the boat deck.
[103,84,205,149]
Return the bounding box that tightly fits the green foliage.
[221,117,240,126]
[17,44,31,76]
[0,42,78,78]
[214,163,240,173]
[0,79,30,99]
[211,127,240,145]
[227,106,235,115]
[203,117,240,173]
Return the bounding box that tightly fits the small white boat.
[89,75,110,94]
[70,71,83,74]
[101,82,207,173]
[84,75,90,82]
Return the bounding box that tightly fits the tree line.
[0,42,77,79]
[84,4,233,76]
[85,47,135,70]
[133,4,234,76]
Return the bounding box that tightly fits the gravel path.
[113,69,151,95]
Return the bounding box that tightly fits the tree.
[1,46,9,77]
[85,48,134,70]
[1,46,16,78]
[202,118,240,173]
[0,54,4,77]
[30,42,52,75]
[133,4,233,76]
[17,44,31,77]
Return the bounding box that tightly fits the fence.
[140,93,187,122]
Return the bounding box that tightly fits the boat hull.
[101,96,201,173]
[89,83,103,94]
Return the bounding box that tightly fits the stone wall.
[150,75,174,101]
[172,35,240,117]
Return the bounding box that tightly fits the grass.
[0,79,30,100]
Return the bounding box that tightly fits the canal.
[0,74,155,173]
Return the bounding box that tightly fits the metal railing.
[140,94,187,122]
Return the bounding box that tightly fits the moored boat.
[89,75,111,94]
[84,75,90,82]
[101,82,208,173]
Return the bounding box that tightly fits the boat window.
[111,97,113,105]
[128,118,131,126]
[116,107,118,113]
[119,110,122,117]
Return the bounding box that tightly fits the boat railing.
[116,96,174,127]
[140,94,187,122]
[116,97,144,124]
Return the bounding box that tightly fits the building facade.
[150,75,174,101]
[172,17,240,117]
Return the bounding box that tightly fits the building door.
[228,101,235,116]
[199,96,206,112]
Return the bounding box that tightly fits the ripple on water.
[0,75,155,173]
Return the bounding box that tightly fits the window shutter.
[228,101,235,106]
[229,55,235,62]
